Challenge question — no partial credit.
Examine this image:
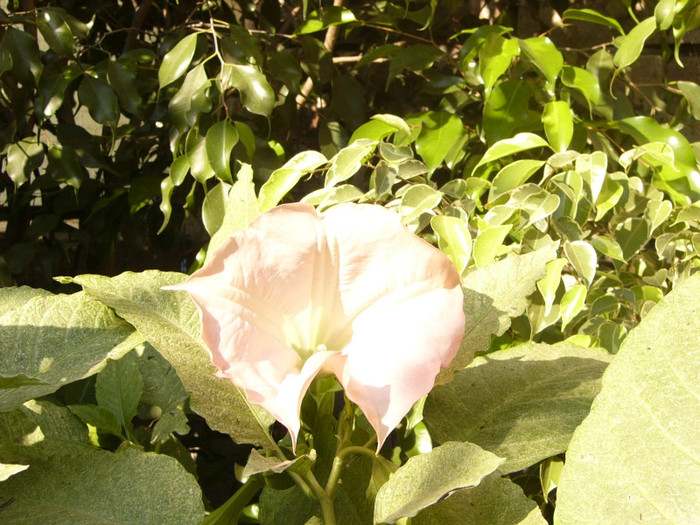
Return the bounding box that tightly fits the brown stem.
[296,0,345,109]
[122,0,153,54]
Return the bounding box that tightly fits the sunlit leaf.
[296,6,356,34]
[613,17,657,71]
[518,37,563,86]
[325,139,376,187]
[159,33,198,88]
[431,215,472,276]
[556,274,700,524]
[259,151,327,212]
[374,442,504,523]
[542,100,573,153]
[564,240,597,285]
[562,8,625,34]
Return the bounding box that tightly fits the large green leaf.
[555,274,700,524]
[0,446,204,524]
[426,342,611,473]
[413,471,546,525]
[1,27,43,85]
[437,245,558,384]
[374,442,504,523]
[70,271,275,446]
[542,101,573,153]
[483,80,533,145]
[296,6,356,34]
[0,292,137,412]
[562,8,625,34]
[430,215,471,276]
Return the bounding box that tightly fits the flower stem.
[303,470,337,525]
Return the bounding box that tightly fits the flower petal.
[320,204,465,448]
[168,203,346,444]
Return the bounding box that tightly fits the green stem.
[303,470,336,525]
[201,476,264,525]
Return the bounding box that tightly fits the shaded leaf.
[70,271,275,446]
[0,446,204,524]
[0,293,137,412]
[438,245,558,384]
[425,342,612,473]
[413,471,546,525]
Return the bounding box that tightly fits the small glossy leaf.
[413,111,464,171]
[519,37,563,86]
[302,184,364,211]
[560,284,587,329]
[296,6,356,34]
[542,100,573,152]
[78,75,120,126]
[325,139,376,187]
[259,151,327,212]
[537,258,567,314]
[387,45,444,88]
[186,132,215,183]
[430,215,472,276]
[645,199,673,231]
[615,218,651,261]
[575,151,607,203]
[613,17,657,71]
[473,225,511,268]
[472,133,549,176]
[201,182,229,236]
[479,33,519,94]
[594,177,623,220]
[561,65,601,108]
[678,80,700,119]
[562,8,625,34]
[591,236,625,262]
[207,165,260,254]
[556,274,700,524]
[159,33,198,88]
[225,64,275,117]
[374,442,504,523]
[205,121,239,184]
[169,64,212,131]
[371,113,412,139]
[398,184,443,224]
[1,27,43,85]
[107,60,142,116]
[6,139,44,187]
[483,79,533,145]
[564,240,597,285]
[37,8,74,56]
[489,160,544,200]
[654,0,676,31]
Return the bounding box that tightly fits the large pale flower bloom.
[171,203,464,449]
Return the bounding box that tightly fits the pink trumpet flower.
[169,203,465,450]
